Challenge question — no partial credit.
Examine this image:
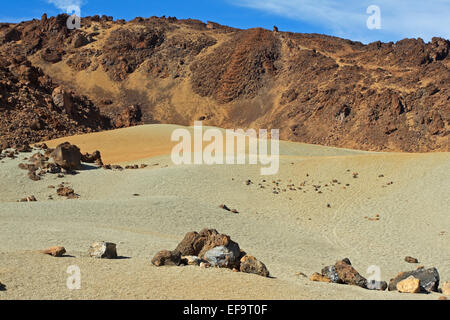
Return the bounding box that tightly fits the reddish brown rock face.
[0,15,448,152]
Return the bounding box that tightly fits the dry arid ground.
[0,124,448,300]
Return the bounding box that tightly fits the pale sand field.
[0,124,449,300]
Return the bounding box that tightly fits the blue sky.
[1,0,450,43]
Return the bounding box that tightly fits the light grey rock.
[88,241,117,259]
[204,245,239,268]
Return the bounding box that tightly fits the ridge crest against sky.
[1,0,449,43]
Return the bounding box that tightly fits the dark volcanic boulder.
[174,231,204,256]
[334,258,367,288]
[388,267,440,293]
[151,250,181,266]
[51,142,82,170]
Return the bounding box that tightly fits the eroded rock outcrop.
[152,228,269,277]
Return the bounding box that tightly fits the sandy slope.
[0,124,449,300]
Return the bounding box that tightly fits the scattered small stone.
[219,204,231,211]
[28,171,40,181]
[200,262,210,269]
[239,255,270,277]
[388,267,440,293]
[88,242,118,259]
[40,246,66,257]
[310,272,331,283]
[441,281,450,295]
[405,256,419,264]
[353,172,359,178]
[231,209,239,214]
[397,276,421,293]
[56,186,79,198]
[245,179,252,185]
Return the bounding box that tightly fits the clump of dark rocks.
[310,258,443,294]
[56,184,79,199]
[151,228,270,277]
[310,258,386,291]
[102,163,148,170]
[15,142,103,183]
[389,267,440,293]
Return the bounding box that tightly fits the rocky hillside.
[0,14,448,151]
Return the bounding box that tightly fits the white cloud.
[47,0,84,12]
[230,0,450,42]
